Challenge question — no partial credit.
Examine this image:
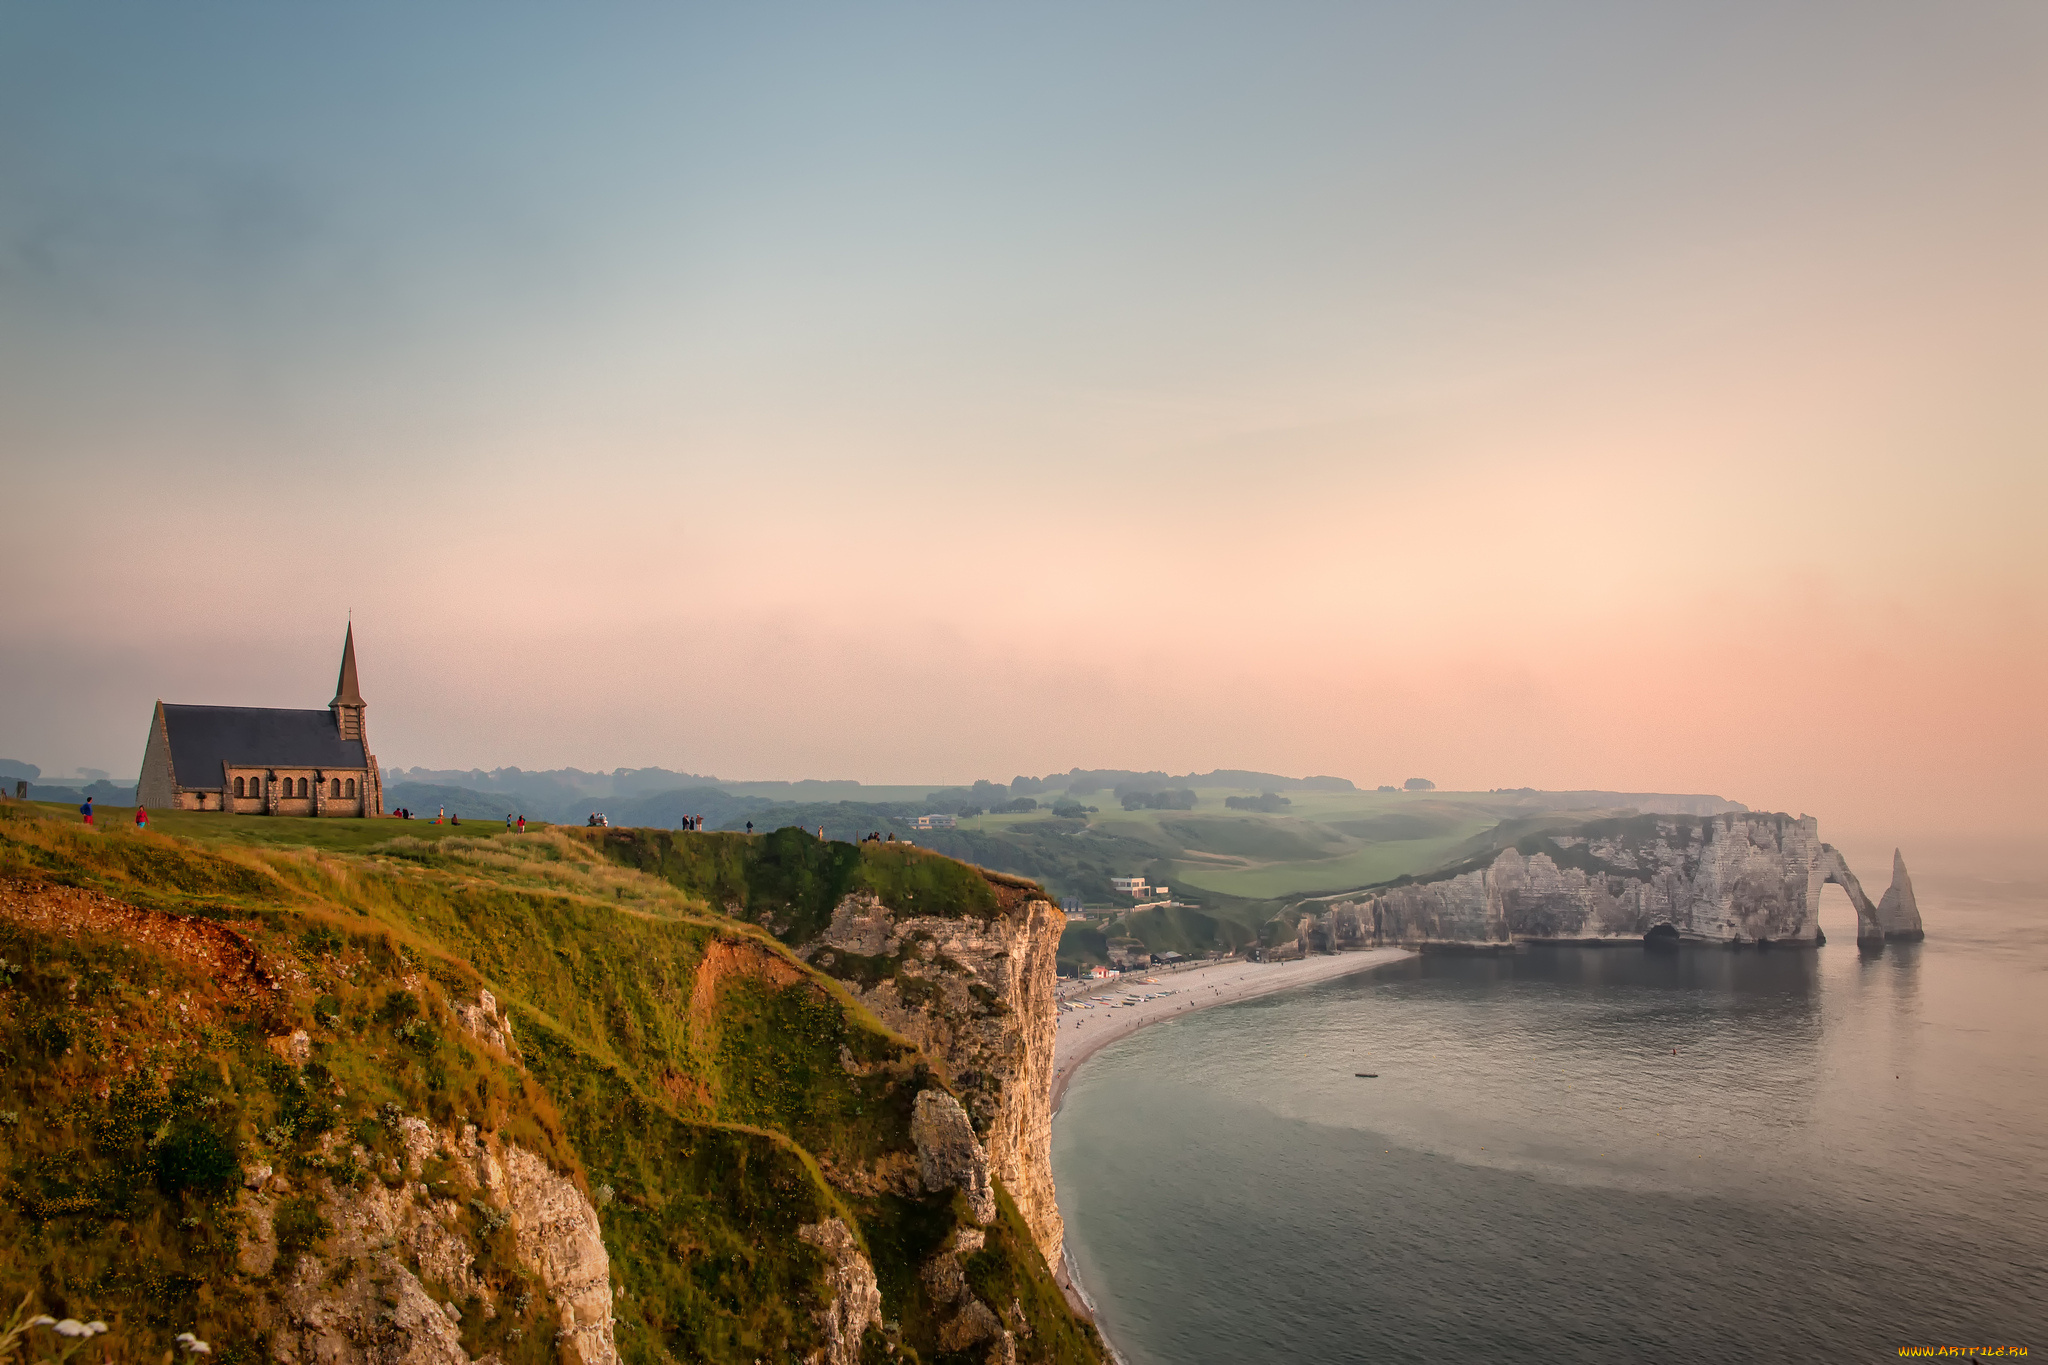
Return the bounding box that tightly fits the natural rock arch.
[1820,845,1924,945]
[1818,846,1883,941]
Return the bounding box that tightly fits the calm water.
[1052,845,2048,1363]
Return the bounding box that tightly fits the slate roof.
[162,704,368,787]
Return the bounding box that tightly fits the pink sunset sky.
[2,3,2042,845]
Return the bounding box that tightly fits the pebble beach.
[1051,947,1413,1111]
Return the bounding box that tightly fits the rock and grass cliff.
[0,802,1100,1365]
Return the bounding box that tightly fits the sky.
[2,2,2043,843]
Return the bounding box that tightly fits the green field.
[950,789,1526,900]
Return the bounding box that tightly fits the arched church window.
[298,777,309,798]
[331,778,342,798]
[346,778,357,798]
[234,777,245,798]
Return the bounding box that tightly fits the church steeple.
[331,623,366,741]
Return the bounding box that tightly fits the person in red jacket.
[135,805,149,832]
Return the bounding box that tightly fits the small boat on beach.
[1355,1073,1378,1078]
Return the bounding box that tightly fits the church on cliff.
[137,625,384,816]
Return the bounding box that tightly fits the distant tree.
[0,759,40,782]
[1052,800,1093,819]
[994,797,1038,814]
[1009,775,1046,795]
[1377,785,1398,793]
[1119,788,1197,811]
[1224,791,1292,813]
[1403,778,1436,791]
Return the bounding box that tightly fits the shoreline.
[1050,946,1413,1114]
[1047,946,1414,1351]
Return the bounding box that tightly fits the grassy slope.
[0,803,1101,1365]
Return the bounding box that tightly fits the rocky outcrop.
[272,1245,472,1365]
[452,987,516,1056]
[921,1228,1014,1363]
[797,1218,882,1365]
[1327,814,1918,947]
[911,1090,997,1224]
[248,1116,616,1365]
[801,886,1064,1267]
[490,1143,616,1364]
[1874,849,1925,941]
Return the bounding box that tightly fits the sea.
[1051,842,2048,1363]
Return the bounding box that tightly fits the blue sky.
[3,2,2042,836]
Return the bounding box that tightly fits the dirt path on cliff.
[1050,948,1413,1112]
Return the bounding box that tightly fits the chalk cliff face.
[1326,814,1922,946]
[249,1115,617,1365]
[801,883,1066,1269]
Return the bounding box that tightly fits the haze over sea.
[1052,838,2048,1363]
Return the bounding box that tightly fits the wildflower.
[52,1318,108,1336]
[177,1331,213,1353]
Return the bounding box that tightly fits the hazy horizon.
[4,3,2042,847]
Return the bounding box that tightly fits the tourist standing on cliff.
[80,796,93,826]
[517,815,525,833]
[135,805,148,832]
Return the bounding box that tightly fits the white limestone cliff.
[802,886,1064,1268]
[1328,814,1920,947]
[247,1116,617,1365]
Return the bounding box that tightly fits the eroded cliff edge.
[0,805,1101,1364]
[795,883,1064,1270]
[1318,814,1924,947]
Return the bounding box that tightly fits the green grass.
[0,801,1102,1364]
[1167,825,1496,898]
[28,800,538,854]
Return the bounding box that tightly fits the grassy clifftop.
[0,803,1100,1365]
